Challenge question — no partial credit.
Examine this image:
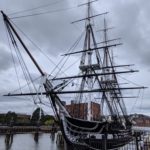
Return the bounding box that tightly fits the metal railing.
[120,131,150,150]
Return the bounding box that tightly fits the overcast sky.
[0,0,150,115]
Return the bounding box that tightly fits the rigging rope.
[139,89,144,113]
[9,0,63,16]
[129,89,141,114]
[10,21,67,76]
[9,21,74,76]
[11,39,37,104]
[53,31,85,78]
[7,76,42,95]
[4,19,43,104]
[10,20,82,79]
[5,22,33,98]
[5,14,87,97]
[62,57,81,73]
[10,6,78,20]
[118,74,143,87]
[4,21,22,93]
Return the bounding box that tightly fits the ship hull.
[64,137,133,150]
[60,116,133,150]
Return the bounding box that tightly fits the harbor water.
[0,133,64,150]
[0,128,150,150]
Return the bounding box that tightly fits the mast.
[100,16,131,123]
[87,0,94,121]
[102,16,116,117]
[77,0,97,121]
[70,0,130,121]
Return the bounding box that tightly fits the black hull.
[64,137,133,150]
[65,116,132,134]
[84,137,133,150]
[60,117,133,150]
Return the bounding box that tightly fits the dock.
[0,126,57,134]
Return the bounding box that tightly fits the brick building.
[65,101,101,121]
[131,114,150,127]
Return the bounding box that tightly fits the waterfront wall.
[0,126,57,134]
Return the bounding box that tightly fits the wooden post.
[5,129,13,149]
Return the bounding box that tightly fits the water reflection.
[34,132,39,143]
[50,133,55,141]
[0,133,64,150]
[5,131,13,150]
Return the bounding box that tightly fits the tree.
[5,111,17,126]
[40,115,55,125]
[31,107,44,125]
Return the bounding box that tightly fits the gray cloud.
[0,43,13,72]
[108,0,150,67]
[0,0,150,115]
[0,96,52,114]
[5,0,84,57]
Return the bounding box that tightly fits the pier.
[0,126,56,134]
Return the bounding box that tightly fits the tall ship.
[1,0,146,149]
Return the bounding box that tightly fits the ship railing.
[65,117,100,131]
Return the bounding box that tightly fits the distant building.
[131,114,150,127]
[91,102,101,120]
[65,101,101,121]
[16,114,31,124]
